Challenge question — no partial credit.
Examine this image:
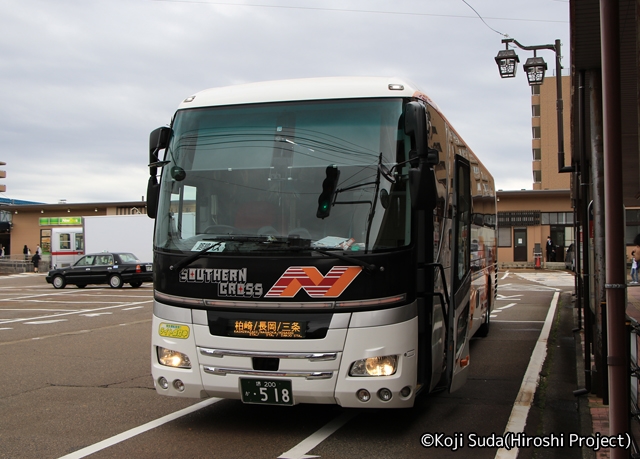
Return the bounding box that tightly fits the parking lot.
[0,270,580,459]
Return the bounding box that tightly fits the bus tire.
[476,311,490,337]
[109,275,123,288]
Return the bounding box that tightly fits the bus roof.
[177,77,436,110]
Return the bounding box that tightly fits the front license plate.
[240,378,293,406]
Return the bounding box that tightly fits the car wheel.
[52,275,66,289]
[76,284,86,289]
[130,282,142,288]
[109,275,123,288]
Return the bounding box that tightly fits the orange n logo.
[265,266,362,298]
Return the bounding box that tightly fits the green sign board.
[39,217,83,226]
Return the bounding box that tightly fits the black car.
[46,252,153,289]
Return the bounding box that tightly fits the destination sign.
[231,320,305,339]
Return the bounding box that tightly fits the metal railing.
[626,316,640,457]
[0,254,51,273]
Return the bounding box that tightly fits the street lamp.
[523,55,548,85]
[494,48,519,78]
[494,38,573,174]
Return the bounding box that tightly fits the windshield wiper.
[169,241,224,272]
[169,235,307,272]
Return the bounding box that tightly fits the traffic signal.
[0,162,6,192]
[317,165,340,219]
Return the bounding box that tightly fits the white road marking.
[81,312,113,317]
[492,320,545,323]
[497,303,517,310]
[0,327,13,330]
[501,271,510,280]
[58,398,222,459]
[497,294,522,301]
[494,291,560,459]
[514,272,575,287]
[278,411,359,459]
[0,308,76,312]
[122,306,144,311]
[0,300,152,325]
[24,319,69,325]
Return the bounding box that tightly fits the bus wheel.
[109,275,123,288]
[52,275,66,289]
[477,308,490,337]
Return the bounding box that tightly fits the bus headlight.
[349,355,398,377]
[157,346,192,369]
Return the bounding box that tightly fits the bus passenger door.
[447,157,472,393]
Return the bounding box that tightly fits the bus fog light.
[158,377,169,390]
[349,355,398,376]
[400,386,412,398]
[173,379,185,392]
[377,388,392,401]
[157,346,192,369]
[356,389,371,402]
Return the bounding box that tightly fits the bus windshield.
[154,98,412,254]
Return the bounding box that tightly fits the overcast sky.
[0,0,570,204]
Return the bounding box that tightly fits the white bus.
[50,227,84,268]
[146,77,497,408]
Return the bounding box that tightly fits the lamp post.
[494,38,573,174]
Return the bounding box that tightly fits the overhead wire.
[151,0,568,24]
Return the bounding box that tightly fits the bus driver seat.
[234,201,277,235]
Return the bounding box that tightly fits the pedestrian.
[546,236,554,262]
[632,251,638,284]
[23,244,28,260]
[633,234,640,282]
[31,251,41,273]
[36,245,41,256]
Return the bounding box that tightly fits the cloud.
[0,0,570,202]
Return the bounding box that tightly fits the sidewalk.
[582,281,640,459]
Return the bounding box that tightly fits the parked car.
[46,252,152,289]
[565,243,575,271]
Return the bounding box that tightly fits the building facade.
[497,75,574,266]
[0,201,147,259]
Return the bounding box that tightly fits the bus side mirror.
[404,102,438,210]
[404,101,427,162]
[404,102,439,166]
[149,127,171,175]
[147,127,171,219]
[147,176,159,219]
[409,163,438,211]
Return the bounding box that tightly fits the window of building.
[531,85,540,95]
[532,105,541,117]
[40,229,51,254]
[626,209,640,245]
[498,227,512,247]
[533,148,541,161]
[532,127,541,139]
[541,212,574,225]
[533,170,542,183]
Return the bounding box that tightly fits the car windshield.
[154,98,412,254]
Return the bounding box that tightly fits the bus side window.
[60,234,71,250]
